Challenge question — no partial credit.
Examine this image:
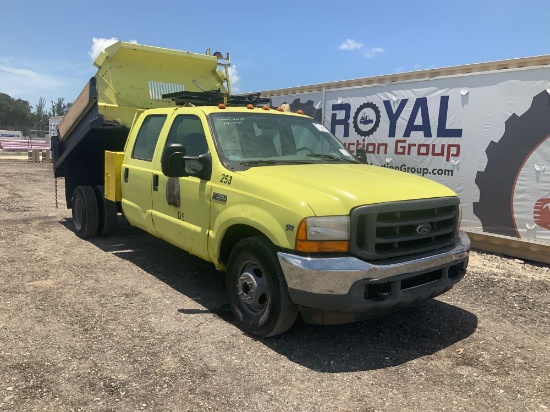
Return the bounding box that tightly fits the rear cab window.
[165,115,208,156]
[132,115,167,161]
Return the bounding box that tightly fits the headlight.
[305,216,350,240]
[295,216,350,252]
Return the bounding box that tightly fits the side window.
[132,115,167,161]
[166,115,208,156]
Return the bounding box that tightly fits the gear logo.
[287,98,323,122]
[534,198,550,230]
[474,91,550,237]
[353,102,381,137]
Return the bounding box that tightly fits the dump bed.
[53,42,229,174]
[52,41,229,205]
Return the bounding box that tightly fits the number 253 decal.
[220,174,232,185]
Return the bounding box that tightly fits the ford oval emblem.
[416,223,432,235]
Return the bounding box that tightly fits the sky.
[1,0,549,109]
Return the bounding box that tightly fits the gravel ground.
[0,159,548,412]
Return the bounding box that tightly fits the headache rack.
[163,90,271,107]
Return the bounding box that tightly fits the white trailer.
[48,116,64,147]
[261,55,550,260]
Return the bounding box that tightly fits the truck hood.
[237,163,457,216]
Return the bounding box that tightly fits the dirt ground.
[0,158,548,412]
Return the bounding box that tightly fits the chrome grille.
[350,197,459,261]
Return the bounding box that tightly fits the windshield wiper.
[239,160,279,166]
[306,153,360,163]
[239,160,308,166]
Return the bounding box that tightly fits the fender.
[208,202,313,269]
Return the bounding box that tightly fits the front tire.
[227,236,298,337]
[72,186,99,238]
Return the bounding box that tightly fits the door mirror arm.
[356,148,368,164]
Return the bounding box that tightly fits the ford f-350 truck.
[53,42,470,337]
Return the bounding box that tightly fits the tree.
[34,97,49,130]
[49,97,72,117]
[0,93,72,132]
[0,92,32,129]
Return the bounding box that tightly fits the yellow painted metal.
[59,42,229,143]
[93,42,229,129]
[206,161,455,267]
[104,151,124,202]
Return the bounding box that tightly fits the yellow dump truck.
[53,42,470,337]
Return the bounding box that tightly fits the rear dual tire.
[72,186,99,238]
[72,185,117,238]
[94,185,117,237]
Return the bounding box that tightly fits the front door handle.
[153,174,159,191]
[124,168,129,183]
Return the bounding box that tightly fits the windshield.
[209,112,359,167]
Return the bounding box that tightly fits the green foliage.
[0,92,32,130]
[34,97,49,130]
[49,97,72,117]
[0,93,72,132]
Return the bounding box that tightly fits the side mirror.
[190,153,212,181]
[161,143,213,180]
[161,144,186,177]
[356,148,368,164]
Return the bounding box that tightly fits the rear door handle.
[153,174,159,191]
[124,168,129,183]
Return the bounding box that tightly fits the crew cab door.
[151,113,212,260]
[121,113,168,235]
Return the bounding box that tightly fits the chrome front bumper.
[277,231,470,296]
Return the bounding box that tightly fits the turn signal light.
[218,103,226,109]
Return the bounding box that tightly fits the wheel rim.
[237,261,269,314]
[73,195,83,230]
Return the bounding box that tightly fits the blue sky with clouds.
[1,0,549,108]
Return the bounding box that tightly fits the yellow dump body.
[93,42,229,131]
[53,41,230,203]
[58,42,229,143]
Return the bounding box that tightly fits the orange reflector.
[297,109,304,115]
[277,106,284,112]
[295,239,349,253]
[247,104,254,109]
[262,105,270,110]
[218,103,226,109]
[296,219,308,240]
